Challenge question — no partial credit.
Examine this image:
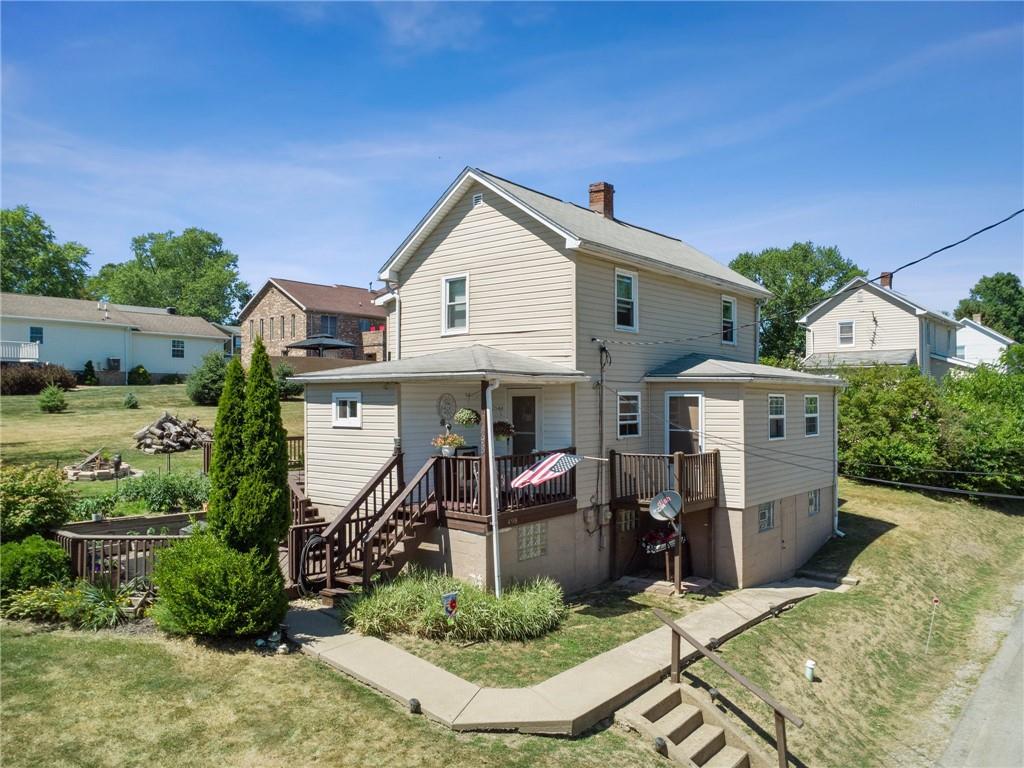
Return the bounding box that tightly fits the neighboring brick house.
[238,279,388,365]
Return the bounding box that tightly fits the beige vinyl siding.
[304,383,398,509]
[573,252,759,510]
[806,288,919,356]
[742,385,835,508]
[399,381,484,474]
[494,384,574,455]
[395,182,575,367]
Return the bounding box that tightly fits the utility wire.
[596,207,1024,348]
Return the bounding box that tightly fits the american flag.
[510,452,583,488]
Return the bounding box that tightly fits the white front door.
[665,392,703,455]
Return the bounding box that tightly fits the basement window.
[517,522,548,561]
[808,489,821,517]
[758,502,776,532]
[171,340,185,358]
[332,392,362,428]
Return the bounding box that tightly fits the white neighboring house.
[956,315,1016,367]
[0,292,232,383]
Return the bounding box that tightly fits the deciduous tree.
[1,206,90,298]
[954,272,1024,342]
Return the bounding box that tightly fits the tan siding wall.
[742,385,835,508]
[398,380,485,474]
[492,384,574,455]
[304,383,398,509]
[806,289,919,356]
[395,182,576,366]
[386,303,397,359]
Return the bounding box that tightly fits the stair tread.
[628,682,681,722]
[653,703,702,744]
[677,723,725,761]
[319,587,353,597]
[702,745,749,768]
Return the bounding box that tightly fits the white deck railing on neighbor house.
[0,340,40,363]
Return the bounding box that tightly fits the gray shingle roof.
[803,349,918,367]
[293,344,587,383]
[0,293,228,338]
[647,353,843,386]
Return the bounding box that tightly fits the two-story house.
[799,275,972,380]
[956,314,1016,367]
[238,279,387,365]
[292,168,842,598]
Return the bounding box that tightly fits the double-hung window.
[721,296,736,344]
[804,395,819,437]
[838,320,854,346]
[442,275,468,334]
[614,269,638,332]
[768,394,786,440]
[29,326,43,344]
[171,340,185,358]
[956,344,966,358]
[617,392,641,438]
[808,489,821,516]
[758,502,776,532]
[320,315,337,336]
[331,392,362,428]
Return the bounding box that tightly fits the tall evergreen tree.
[206,357,246,542]
[230,339,289,556]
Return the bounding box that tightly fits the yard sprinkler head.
[409,698,422,715]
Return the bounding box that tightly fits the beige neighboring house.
[799,274,973,380]
[0,292,232,383]
[238,279,388,365]
[293,168,843,596]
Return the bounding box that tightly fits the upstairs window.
[721,296,736,344]
[259,318,264,338]
[838,321,854,346]
[331,392,362,428]
[291,314,296,338]
[29,326,43,344]
[804,395,819,437]
[768,394,786,440]
[617,392,641,438]
[320,315,337,336]
[269,318,274,340]
[758,501,776,532]
[442,275,468,334]
[171,340,185,358]
[808,489,821,516]
[615,268,638,332]
[281,316,285,338]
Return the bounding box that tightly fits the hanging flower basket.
[640,528,684,554]
[453,407,481,427]
[493,420,515,439]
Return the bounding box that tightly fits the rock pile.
[132,412,212,454]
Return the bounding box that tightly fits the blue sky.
[3,2,1022,313]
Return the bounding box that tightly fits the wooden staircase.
[288,472,325,525]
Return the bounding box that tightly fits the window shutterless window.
[320,315,337,336]
[617,392,641,438]
[758,502,775,532]
[442,275,468,334]
[269,318,274,340]
[331,392,362,428]
[29,326,43,344]
[838,321,854,346]
[358,318,372,333]
[517,521,548,561]
[291,314,296,338]
[249,319,254,340]
[721,296,736,344]
[956,344,965,358]
[281,316,285,338]
[614,269,638,332]
[171,340,185,358]
[804,395,819,437]
[808,489,821,516]
[768,394,786,440]
[259,319,264,338]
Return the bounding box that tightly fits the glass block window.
[617,507,638,532]
[517,522,548,561]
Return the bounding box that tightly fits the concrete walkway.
[286,578,847,736]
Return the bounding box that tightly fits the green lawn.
[389,584,713,688]
[0,384,304,499]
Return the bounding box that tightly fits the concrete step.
[654,703,702,745]
[703,745,750,768]
[676,723,726,766]
[630,681,683,723]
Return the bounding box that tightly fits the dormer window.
[442,274,469,335]
[614,268,638,332]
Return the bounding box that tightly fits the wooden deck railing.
[610,450,719,508]
[287,520,329,586]
[437,447,577,516]
[203,434,304,473]
[654,609,803,768]
[55,531,188,586]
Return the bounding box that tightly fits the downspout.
[393,287,401,360]
[485,378,503,597]
[754,300,762,363]
[832,387,844,538]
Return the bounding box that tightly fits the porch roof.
[802,349,917,368]
[645,353,844,386]
[291,344,589,384]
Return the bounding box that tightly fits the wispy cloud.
[373,2,485,53]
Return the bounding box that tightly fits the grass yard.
[0,385,304,498]
[682,480,1024,768]
[389,584,713,688]
[0,621,664,768]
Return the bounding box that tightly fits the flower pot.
[440,446,455,457]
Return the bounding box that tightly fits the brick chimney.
[880,271,893,289]
[972,313,982,323]
[589,181,614,219]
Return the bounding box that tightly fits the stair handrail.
[653,608,803,768]
[321,452,403,542]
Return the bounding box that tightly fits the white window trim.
[171,339,185,358]
[758,501,776,532]
[721,295,737,346]
[808,489,821,517]
[616,391,642,439]
[614,268,639,333]
[663,391,705,453]
[804,394,819,437]
[837,320,855,347]
[331,391,362,428]
[29,326,43,344]
[768,393,786,441]
[440,273,470,336]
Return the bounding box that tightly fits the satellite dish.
[649,490,682,522]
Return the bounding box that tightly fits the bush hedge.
[0,363,77,395]
[345,569,568,642]
[0,464,77,541]
[127,365,151,385]
[151,533,287,637]
[186,351,227,405]
[0,535,71,601]
[38,384,68,413]
[123,391,139,409]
